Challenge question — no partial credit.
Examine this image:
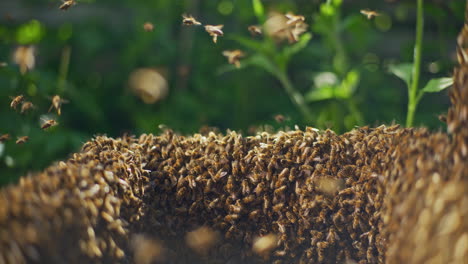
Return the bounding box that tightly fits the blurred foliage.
[0,0,464,186]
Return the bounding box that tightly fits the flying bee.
[248,25,262,36]
[274,114,288,123]
[182,14,202,26]
[222,50,245,68]
[360,9,380,20]
[48,95,68,115]
[285,12,305,26]
[41,118,58,130]
[143,22,154,32]
[10,95,24,110]
[20,101,34,114]
[59,0,76,10]
[204,25,224,43]
[0,134,10,143]
[16,136,29,144]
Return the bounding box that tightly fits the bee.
[248,209,260,221]
[10,95,24,110]
[0,62,7,67]
[0,134,10,143]
[13,46,35,74]
[285,13,305,26]
[438,114,447,123]
[204,25,224,43]
[16,136,29,144]
[48,95,68,115]
[360,9,380,20]
[273,202,284,213]
[242,194,255,204]
[143,22,154,32]
[274,114,287,123]
[182,14,202,26]
[274,186,287,196]
[252,234,278,255]
[59,0,76,10]
[20,101,34,114]
[224,214,240,223]
[41,118,58,130]
[248,25,262,36]
[222,50,245,68]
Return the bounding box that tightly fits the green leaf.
[252,0,265,22]
[16,20,45,44]
[421,77,453,93]
[335,70,360,99]
[306,85,335,102]
[282,33,312,59]
[231,35,264,52]
[388,63,413,87]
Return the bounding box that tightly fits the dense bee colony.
[1,9,468,264]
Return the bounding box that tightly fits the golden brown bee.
[143,22,154,32]
[20,101,34,114]
[242,194,255,204]
[360,9,380,20]
[0,134,10,143]
[59,0,76,10]
[48,95,68,115]
[272,202,284,213]
[182,14,202,26]
[248,25,262,36]
[41,119,58,130]
[222,50,245,68]
[16,136,29,144]
[224,214,240,223]
[248,209,260,220]
[285,13,305,26]
[204,25,224,43]
[10,95,24,110]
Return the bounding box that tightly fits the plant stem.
[406,0,424,127]
[57,46,71,94]
[276,70,313,122]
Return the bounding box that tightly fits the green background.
[0,0,464,186]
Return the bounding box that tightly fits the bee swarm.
[1,5,468,264]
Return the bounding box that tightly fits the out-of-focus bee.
[0,62,7,67]
[0,134,10,143]
[41,118,58,130]
[182,14,202,26]
[59,0,76,10]
[248,25,262,36]
[438,114,447,123]
[252,234,278,255]
[143,22,154,32]
[360,9,380,20]
[222,50,245,68]
[204,25,224,43]
[16,136,29,144]
[49,95,68,115]
[274,114,288,123]
[285,13,305,26]
[20,101,34,114]
[13,46,35,74]
[10,95,24,110]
